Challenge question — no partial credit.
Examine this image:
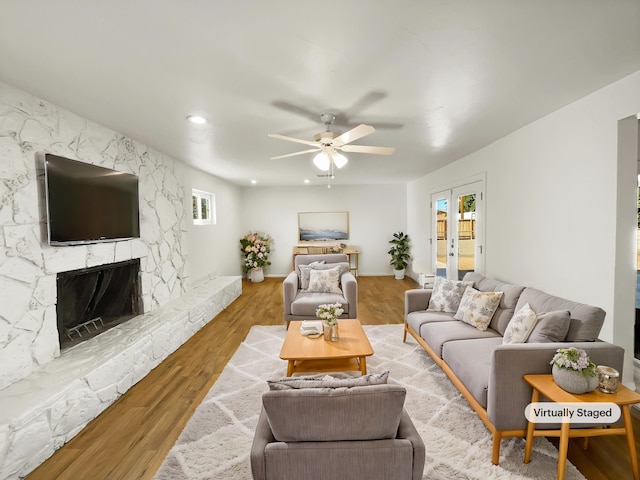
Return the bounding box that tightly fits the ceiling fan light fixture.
[313,152,331,171]
[333,152,348,168]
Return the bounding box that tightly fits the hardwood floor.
[26,276,639,480]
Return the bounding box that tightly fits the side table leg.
[557,422,570,480]
[524,389,539,464]
[359,356,367,375]
[622,405,640,480]
[287,360,294,377]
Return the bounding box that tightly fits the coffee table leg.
[287,360,294,377]
[622,405,640,480]
[359,356,367,375]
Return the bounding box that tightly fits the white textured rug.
[154,325,585,480]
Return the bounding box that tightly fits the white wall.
[183,166,244,283]
[407,70,640,385]
[240,184,407,276]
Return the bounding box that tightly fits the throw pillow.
[427,277,474,313]
[307,267,342,294]
[526,309,571,343]
[298,261,325,290]
[267,371,389,390]
[453,286,503,331]
[503,303,538,344]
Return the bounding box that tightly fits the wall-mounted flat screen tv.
[44,154,140,246]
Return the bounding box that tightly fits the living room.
[1,2,640,479]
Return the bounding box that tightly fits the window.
[192,189,215,225]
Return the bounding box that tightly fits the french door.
[432,181,484,280]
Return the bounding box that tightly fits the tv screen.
[44,154,140,246]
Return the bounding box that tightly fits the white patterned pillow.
[453,286,503,331]
[308,267,342,294]
[503,303,538,344]
[427,277,474,313]
[298,261,325,290]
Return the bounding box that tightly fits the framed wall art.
[298,211,349,242]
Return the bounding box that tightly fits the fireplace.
[56,259,142,350]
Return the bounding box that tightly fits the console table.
[292,246,360,276]
[523,373,640,480]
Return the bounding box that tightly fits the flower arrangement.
[550,347,597,377]
[240,232,272,273]
[315,303,344,326]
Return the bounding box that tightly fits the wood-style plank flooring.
[26,276,640,480]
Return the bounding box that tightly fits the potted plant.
[550,347,598,394]
[240,232,272,282]
[387,231,410,280]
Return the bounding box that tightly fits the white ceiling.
[1,1,639,187]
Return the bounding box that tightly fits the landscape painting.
[298,211,349,242]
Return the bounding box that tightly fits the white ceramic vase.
[393,268,405,280]
[249,267,264,283]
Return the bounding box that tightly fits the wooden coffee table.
[280,319,374,376]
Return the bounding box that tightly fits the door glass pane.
[457,193,476,279]
[436,198,448,278]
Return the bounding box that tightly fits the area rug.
[153,325,585,480]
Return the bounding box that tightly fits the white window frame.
[192,189,215,225]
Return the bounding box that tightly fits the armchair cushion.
[298,261,325,290]
[290,292,349,316]
[307,267,342,293]
[262,384,406,442]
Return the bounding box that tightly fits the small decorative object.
[240,232,272,282]
[596,365,620,393]
[316,303,343,342]
[387,231,410,280]
[550,347,599,394]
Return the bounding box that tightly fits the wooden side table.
[523,374,640,480]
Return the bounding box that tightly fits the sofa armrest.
[405,289,432,318]
[397,409,425,480]
[250,409,276,480]
[283,272,299,316]
[487,341,625,431]
[341,272,358,318]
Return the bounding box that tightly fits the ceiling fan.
[268,113,395,172]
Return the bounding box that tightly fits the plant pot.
[552,364,598,394]
[393,268,405,280]
[249,267,264,283]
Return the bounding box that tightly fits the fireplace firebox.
[56,259,142,349]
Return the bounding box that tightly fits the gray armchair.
[250,383,425,480]
[283,253,358,325]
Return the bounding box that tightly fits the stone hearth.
[0,275,241,480]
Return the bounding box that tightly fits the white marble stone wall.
[0,80,189,390]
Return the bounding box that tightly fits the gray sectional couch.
[404,272,625,464]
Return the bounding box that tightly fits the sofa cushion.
[308,267,342,294]
[427,277,474,313]
[291,292,349,316]
[442,337,502,408]
[421,320,501,359]
[503,303,537,344]
[515,287,605,342]
[453,286,503,331]
[262,384,406,442]
[267,372,389,390]
[299,262,349,291]
[526,309,571,343]
[406,310,455,337]
[463,272,525,335]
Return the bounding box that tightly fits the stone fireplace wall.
[0,80,189,390]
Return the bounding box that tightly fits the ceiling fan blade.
[340,145,396,155]
[332,124,375,146]
[270,148,320,160]
[268,133,319,147]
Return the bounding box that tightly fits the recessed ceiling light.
[304,179,310,184]
[186,115,208,125]
[251,180,257,184]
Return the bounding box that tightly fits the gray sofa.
[283,253,358,324]
[251,381,425,480]
[404,272,625,465]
